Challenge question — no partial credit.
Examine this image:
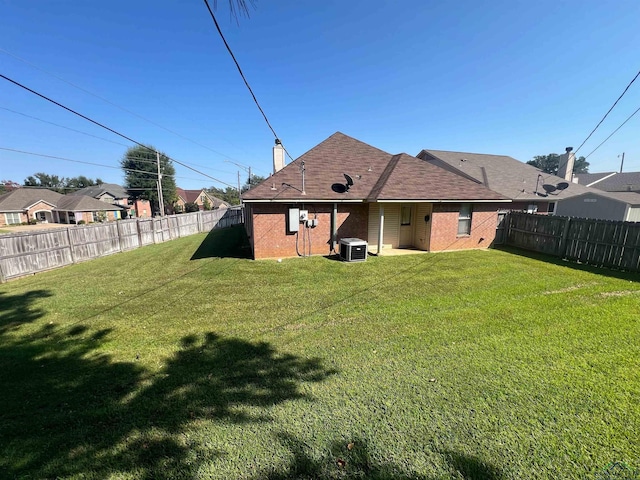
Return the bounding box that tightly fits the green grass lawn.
[1,226,639,479]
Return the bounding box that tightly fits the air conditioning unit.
[339,238,367,262]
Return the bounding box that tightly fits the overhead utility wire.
[0,74,236,189]
[0,48,246,163]
[0,106,244,175]
[574,68,640,154]
[0,147,216,183]
[584,105,640,159]
[202,0,295,162]
[0,106,130,148]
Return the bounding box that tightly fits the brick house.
[0,188,124,226]
[242,133,510,259]
[176,188,229,211]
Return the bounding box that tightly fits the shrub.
[77,220,86,225]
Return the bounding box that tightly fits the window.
[5,212,21,225]
[457,204,472,236]
[401,205,412,225]
[547,202,557,215]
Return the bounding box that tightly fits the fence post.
[557,217,572,258]
[116,221,124,252]
[136,218,143,248]
[0,257,6,283]
[66,227,77,264]
[197,210,203,233]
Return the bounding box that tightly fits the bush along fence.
[505,211,640,272]
[0,207,243,282]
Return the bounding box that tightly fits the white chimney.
[273,139,285,174]
[557,146,575,181]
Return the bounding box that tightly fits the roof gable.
[0,188,63,211]
[243,133,506,203]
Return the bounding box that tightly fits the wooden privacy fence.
[0,207,243,282]
[505,211,640,272]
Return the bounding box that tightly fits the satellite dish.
[556,182,569,191]
[542,184,557,194]
[344,174,354,188]
[331,173,355,194]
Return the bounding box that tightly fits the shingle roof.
[242,133,507,203]
[55,195,123,211]
[0,188,63,211]
[586,172,640,192]
[177,188,229,208]
[573,172,616,186]
[417,149,592,201]
[69,183,128,199]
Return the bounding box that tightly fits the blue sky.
[2,0,639,190]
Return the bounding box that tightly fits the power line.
[0,74,236,188]
[0,47,250,164]
[0,106,130,148]
[574,68,640,154]
[584,105,640,159]
[0,147,223,183]
[202,0,295,162]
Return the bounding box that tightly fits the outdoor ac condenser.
[339,238,367,262]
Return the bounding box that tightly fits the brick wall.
[429,203,499,251]
[27,202,55,221]
[249,203,368,259]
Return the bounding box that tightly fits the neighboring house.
[416,149,592,214]
[555,190,640,222]
[176,188,229,211]
[574,172,640,193]
[0,188,62,226]
[0,188,123,226]
[69,183,129,206]
[242,132,510,259]
[69,183,151,219]
[54,195,123,224]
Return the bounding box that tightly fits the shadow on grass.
[496,245,640,282]
[256,434,504,479]
[0,289,52,334]
[191,225,252,260]
[0,319,335,478]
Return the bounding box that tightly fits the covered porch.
[367,202,432,255]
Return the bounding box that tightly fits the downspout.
[331,203,337,252]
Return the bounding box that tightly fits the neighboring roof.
[583,172,640,192]
[0,188,63,211]
[176,188,203,203]
[573,172,616,186]
[55,195,123,211]
[242,132,508,203]
[69,183,128,199]
[581,191,640,205]
[177,188,229,208]
[418,149,592,201]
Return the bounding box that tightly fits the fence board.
[506,212,640,272]
[0,207,244,282]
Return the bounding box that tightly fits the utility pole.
[248,166,252,190]
[156,151,165,216]
[619,152,625,173]
[237,171,241,204]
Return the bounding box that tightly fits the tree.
[527,154,589,176]
[184,202,200,213]
[242,174,265,193]
[24,173,67,192]
[0,180,20,194]
[23,174,103,193]
[121,145,176,215]
[202,197,212,211]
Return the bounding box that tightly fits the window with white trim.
[5,212,21,225]
[457,204,472,236]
